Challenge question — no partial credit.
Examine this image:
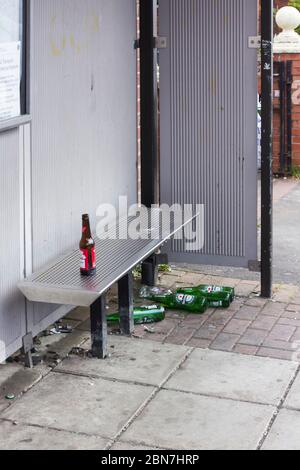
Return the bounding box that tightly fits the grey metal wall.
[0,1,27,363]
[0,128,26,362]
[27,0,137,337]
[160,0,258,268]
[0,0,137,360]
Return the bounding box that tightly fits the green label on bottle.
[209,301,223,308]
[175,294,195,305]
[206,286,222,294]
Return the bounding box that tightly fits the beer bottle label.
[80,247,96,271]
[206,286,222,294]
[175,294,195,305]
[210,301,223,308]
[80,249,88,271]
[91,247,96,269]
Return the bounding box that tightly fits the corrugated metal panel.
[0,129,26,362]
[160,0,258,267]
[28,0,137,334]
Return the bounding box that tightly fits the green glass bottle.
[177,285,234,308]
[200,285,235,303]
[139,287,208,314]
[140,285,234,310]
[177,288,230,308]
[107,305,165,325]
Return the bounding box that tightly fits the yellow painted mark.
[210,79,217,96]
[70,33,75,49]
[92,15,100,33]
[50,14,100,57]
[70,33,81,54]
[50,40,61,57]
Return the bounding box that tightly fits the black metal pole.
[20,0,28,115]
[140,0,162,286]
[118,273,134,335]
[286,60,293,174]
[261,0,274,299]
[90,296,108,359]
[140,0,159,208]
[278,61,286,174]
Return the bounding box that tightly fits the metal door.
[159,0,258,268]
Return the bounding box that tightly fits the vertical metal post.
[278,61,286,174]
[141,257,159,287]
[140,0,159,208]
[21,0,28,115]
[90,296,108,359]
[286,60,293,174]
[261,0,274,298]
[23,333,33,369]
[118,273,134,335]
[140,0,160,286]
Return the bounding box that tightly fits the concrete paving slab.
[0,420,110,450]
[65,307,90,322]
[165,349,297,405]
[122,390,274,450]
[0,363,25,389]
[111,440,160,451]
[47,329,90,359]
[56,336,190,387]
[2,372,155,439]
[262,409,300,450]
[273,182,300,285]
[284,374,300,410]
[32,328,90,367]
[0,365,43,413]
[76,318,90,332]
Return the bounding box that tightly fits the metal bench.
[18,208,198,365]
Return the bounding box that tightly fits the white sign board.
[0,42,21,121]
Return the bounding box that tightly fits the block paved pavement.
[124,270,300,364]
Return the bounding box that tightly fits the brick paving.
[130,269,300,362]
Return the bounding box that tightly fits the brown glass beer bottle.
[80,214,96,276]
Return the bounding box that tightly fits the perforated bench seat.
[18,208,199,362]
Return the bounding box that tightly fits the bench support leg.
[22,333,34,369]
[90,296,108,359]
[24,350,33,369]
[118,272,134,335]
[142,257,158,287]
[142,253,169,287]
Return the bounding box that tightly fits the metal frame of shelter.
[140,0,274,298]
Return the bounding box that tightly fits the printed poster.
[0,41,21,121]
